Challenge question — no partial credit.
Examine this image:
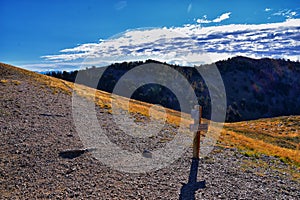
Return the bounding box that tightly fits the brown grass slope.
[1,62,299,167]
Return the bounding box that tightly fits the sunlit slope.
[221,116,300,166]
[0,62,191,126]
[1,62,299,166]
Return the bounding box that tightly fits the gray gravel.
[0,65,299,199]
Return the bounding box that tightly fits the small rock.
[142,149,152,158]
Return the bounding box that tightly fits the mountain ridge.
[45,56,300,122]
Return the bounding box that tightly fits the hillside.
[0,62,299,199]
[46,56,300,122]
[216,57,300,122]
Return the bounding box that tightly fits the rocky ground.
[0,65,299,199]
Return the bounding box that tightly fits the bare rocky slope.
[0,63,299,199]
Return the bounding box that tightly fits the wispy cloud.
[196,12,231,24]
[21,60,111,72]
[187,3,192,13]
[39,18,300,71]
[114,1,127,11]
[272,9,298,19]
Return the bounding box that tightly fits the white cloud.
[39,18,300,71]
[196,12,231,24]
[196,18,210,24]
[265,8,271,12]
[213,12,231,23]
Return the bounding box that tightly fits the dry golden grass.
[222,117,300,167]
[1,62,299,168]
[0,79,9,84]
[0,79,21,86]
[0,63,73,94]
[75,83,193,127]
[220,130,299,163]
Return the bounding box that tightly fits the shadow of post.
[179,158,205,200]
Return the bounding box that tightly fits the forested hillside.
[46,56,300,122]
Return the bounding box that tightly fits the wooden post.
[180,105,208,197]
[193,106,202,159]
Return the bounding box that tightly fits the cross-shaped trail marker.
[179,105,208,199]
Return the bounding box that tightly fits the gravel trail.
[0,65,299,199]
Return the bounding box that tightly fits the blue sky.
[0,0,299,71]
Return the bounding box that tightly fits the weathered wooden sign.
[189,124,208,132]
